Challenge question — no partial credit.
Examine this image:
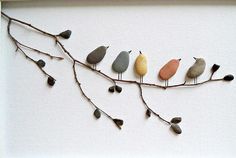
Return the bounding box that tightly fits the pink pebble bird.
[159,59,181,86]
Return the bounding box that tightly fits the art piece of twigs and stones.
[1,12,234,135]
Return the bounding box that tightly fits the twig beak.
[139,51,142,54]
[193,57,197,60]
[178,58,181,61]
[106,46,109,49]
[128,50,132,54]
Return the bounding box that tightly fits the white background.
[1,0,236,158]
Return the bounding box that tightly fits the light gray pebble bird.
[186,57,206,84]
[86,46,109,69]
[112,50,131,80]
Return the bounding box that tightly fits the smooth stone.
[115,85,122,93]
[59,30,72,39]
[86,46,107,64]
[171,124,182,134]
[223,74,234,81]
[159,59,180,80]
[37,59,46,68]
[146,109,151,118]
[94,109,101,119]
[135,54,147,76]
[112,51,130,73]
[187,58,206,78]
[108,86,115,93]
[170,117,182,124]
[113,119,123,126]
[211,64,220,73]
[47,76,55,86]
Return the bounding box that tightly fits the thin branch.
[18,42,64,60]
[2,11,56,38]
[2,12,123,129]
[137,83,171,125]
[7,20,54,79]
[72,61,122,129]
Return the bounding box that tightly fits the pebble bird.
[86,46,109,69]
[159,58,181,87]
[186,57,206,84]
[112,50,132,80]
[135,51,147,83]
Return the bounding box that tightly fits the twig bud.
[59,30,72,39]
[170,117,182,124]
[108,86,115,93]
[211,64,220,73]
[223,74,234,81]
[94,109,101,119]
[146,109,151,118]
[113,119,123,129]
[37,59,46,68]
[170,124,182,134]
[47,76,55,86]
[115,85,122,93]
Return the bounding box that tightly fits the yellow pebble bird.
[135,51,147,83]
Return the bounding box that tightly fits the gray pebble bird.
[112,50,131,80]
[86,46,109,69]
[186,57,206,84]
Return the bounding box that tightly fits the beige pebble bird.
[135,51,147,83]
[159,58,181,87]
[186,57,206,84]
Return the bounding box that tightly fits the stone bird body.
[112,50,131,80]
[187,57,206,84]
[159,59,181,86]
[86,46,109,69]
[135,51,147,83]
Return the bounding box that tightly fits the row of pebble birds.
[86,46,206,85]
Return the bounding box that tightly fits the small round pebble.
[37,59,46,68]
[108,86,115,93]
[47,76,55,86]
[170,117,182,124]
[59,30,72,39]
[94,109,101,119]
[171,124,182,134]
[115,85,122,93]
[223,74,234,81]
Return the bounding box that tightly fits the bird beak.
[106,46,109,49]
[178,58,181,61]
[139,51,142,54]
[128,50,132,54]
[193,57,197,60]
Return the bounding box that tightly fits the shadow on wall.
[2,0,236,8]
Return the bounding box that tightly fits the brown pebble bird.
[159,59,181,86]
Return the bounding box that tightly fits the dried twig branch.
[17,41,64,60]
[72,61,123,129]
[2,11,123,129]
[6,20,54,80]
[137,83,171,125]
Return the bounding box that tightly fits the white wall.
[1,1,236,157]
